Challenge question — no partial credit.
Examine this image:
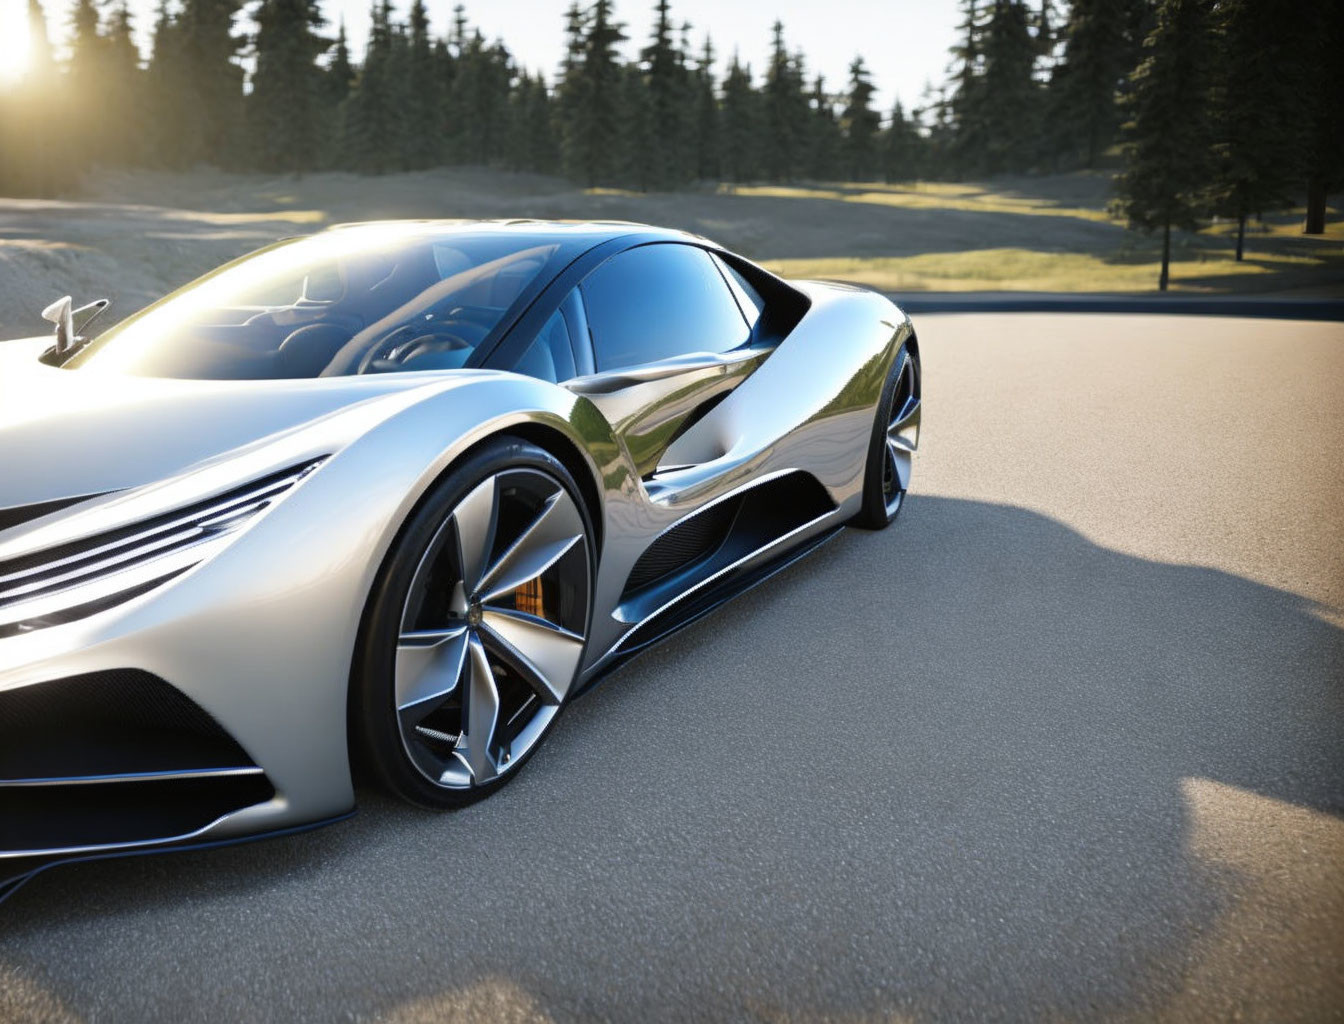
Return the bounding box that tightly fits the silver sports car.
[0,221,920,897]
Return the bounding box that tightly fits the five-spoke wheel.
[354,439,592,807]
[855,341,920,529]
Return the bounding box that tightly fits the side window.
[513,308,576,383]
[711,252,765,331]
[581,244,750,372]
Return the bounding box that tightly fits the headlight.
[0,458,325,638]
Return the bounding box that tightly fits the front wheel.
[852,342,920,530]
[352,438,594,808]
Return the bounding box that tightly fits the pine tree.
[327,17,355,106]
[343,0,404,173]
[691,37,720,181]
[507,72,558,173]
[1048,0,1147,167]
[841,56,880,181]
[1301,0,1344,234]
[761,22,807,180]
[639,0,693,189]
[1113,0,1216,290]
[447,30,515,166]
[177,0,247,168]
[947,0,985,174]
[1209,0,1303,258]
[976,0,1042,173]
[805,74,841,179]
[720,53,759,182]
[620,59,655,188]
[250,0,329,174]
[403,0,441,168]
[65,0,104,166]
[145,0,187,166]
[880,100,922,182]
[557,0,627,186]
[101,3,144,165]
[553,2,587,176]
[322,15,355,166]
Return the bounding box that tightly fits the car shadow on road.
[2,495,1341,1022]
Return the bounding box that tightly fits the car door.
[560,243,772,480]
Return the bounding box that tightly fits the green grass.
[761,246,1344,294]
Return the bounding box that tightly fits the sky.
[40,0,962,112]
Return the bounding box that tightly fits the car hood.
[0,336,464,509]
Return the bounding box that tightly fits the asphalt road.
[2,314,1342,1023]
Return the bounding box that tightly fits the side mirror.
[40,296,109,362]
[42,295,74,355]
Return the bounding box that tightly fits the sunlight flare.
[0,3,33,87]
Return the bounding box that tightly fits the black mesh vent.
[0,670,274,854]
[625,496,742,594]
[0,669,255,780]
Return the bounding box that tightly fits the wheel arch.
[343,415,606,787]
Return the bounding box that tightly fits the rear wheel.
[853,343,920,530]
[353,438,593,808]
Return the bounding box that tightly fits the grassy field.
[0,167,1340,337]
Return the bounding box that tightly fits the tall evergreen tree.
[720,53,759,182]
[553,2,586,176]
[506,71,558,173]
[102,3,144,165]
[691,37,720,181]
[1113,0,1216,290]
[1300,0,1344,234]
[841,56,880,180]
[947,0,985,174]
[327,17,355,106]
[250,0,329,173]
[343,0,404,172]
[144,0,186,166]
[880,99,922,182]
[638,0,693,189]
[761,22,807,180]
[1208,0,1303,258]
[403,0,441,168]
[976,0,1042,173]
[1048,0,1147,167]
[557,0,626,185]
[176,0,247,168]
[65,0,104,163]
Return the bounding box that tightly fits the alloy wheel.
[882,350,921,516]
[393,468,590,790]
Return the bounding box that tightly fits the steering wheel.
[356,322,474,374]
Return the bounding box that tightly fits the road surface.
[2,314,1342,1023]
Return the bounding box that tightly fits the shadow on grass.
[2,496,1341,1020]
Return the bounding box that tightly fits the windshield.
[65,226,567,379]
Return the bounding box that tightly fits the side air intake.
[0,669,273,855]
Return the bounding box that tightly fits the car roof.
[321,218,715,250]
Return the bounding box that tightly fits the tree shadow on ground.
[2,496,1341,1021]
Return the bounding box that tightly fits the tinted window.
[513,309,576,383]
[581,244,749,371]
[66,227,569,379]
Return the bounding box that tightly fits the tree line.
[0,0,1339,287]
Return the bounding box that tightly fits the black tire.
[350,436,595,809]
[852,342,920,530]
